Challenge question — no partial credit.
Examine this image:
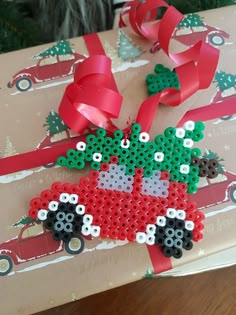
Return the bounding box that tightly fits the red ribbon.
[59,55,123,134]
[59,0,219,134]
[147,245,172,274]
[0,98,234,176]
[0,1,221,176]
[177,98,236,127]
[118,0,220,132]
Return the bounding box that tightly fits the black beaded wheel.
[44,200,84,242]
[155,216,194,259]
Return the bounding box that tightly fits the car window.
[175,28,192,36]
[209,173,227,184]
[192,26,207,32]
[142,170,169,198]
[98,164,134,193]
[58,54,75,61]
[198,177,209,188]
[39,56,57,66]
[21,224,43,238]
[221,87,236,98]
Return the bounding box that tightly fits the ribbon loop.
[60,0,219,135]
[120,0,220,132]
[59,55,123,134]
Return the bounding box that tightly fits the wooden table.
[36,265,236,315]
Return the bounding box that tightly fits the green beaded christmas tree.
[57,121,205,194]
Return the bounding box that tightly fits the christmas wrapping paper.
[0,5,236,315]
[161,246,236,277]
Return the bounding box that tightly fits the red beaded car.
[28,161,204,260]
[1,120,224,275]
[27,122,208,263]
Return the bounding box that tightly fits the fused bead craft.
[191,157,219,179]
[146,64,180,96]
[28,121,210,259]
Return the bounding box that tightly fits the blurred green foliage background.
[0,0,235,54]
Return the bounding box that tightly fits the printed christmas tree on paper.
[178,13,204,28]
[214,71,236,91]
[43,111,68,135]
[144,268,155,278]
[34,40,73,58]
[13,215,38,227]
[118,29,144,61]
[4,137,17,157]
[202,149,224,173]
[104,41,123,69]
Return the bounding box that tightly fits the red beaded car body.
[28,161,204,250]
[27,121,209,261]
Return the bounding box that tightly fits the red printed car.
[211,87,236,120]
[190,171,236,209]
[212,89,236,105]
[0,223,84,276]
[8,52,85,92]
[211,90,236,121]
[173,25,229,47]
[150,25,229,53]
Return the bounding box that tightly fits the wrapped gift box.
[161,246,236,277]
[0,4,235,315]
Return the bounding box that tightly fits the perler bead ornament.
[146,64,180,96]
[28,120,211,259]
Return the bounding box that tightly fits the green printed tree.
[34,40,73,58]
[104,41,123,69]
[178,13,204,28]
[43,111,69,136]
[144,268,156,278]
[118,29,144,61]
[4,137,17,157]
[202,149,224,173]
[214,71,236,91]
[13,215,39,227]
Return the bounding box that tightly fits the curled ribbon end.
[59,56,122,135]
